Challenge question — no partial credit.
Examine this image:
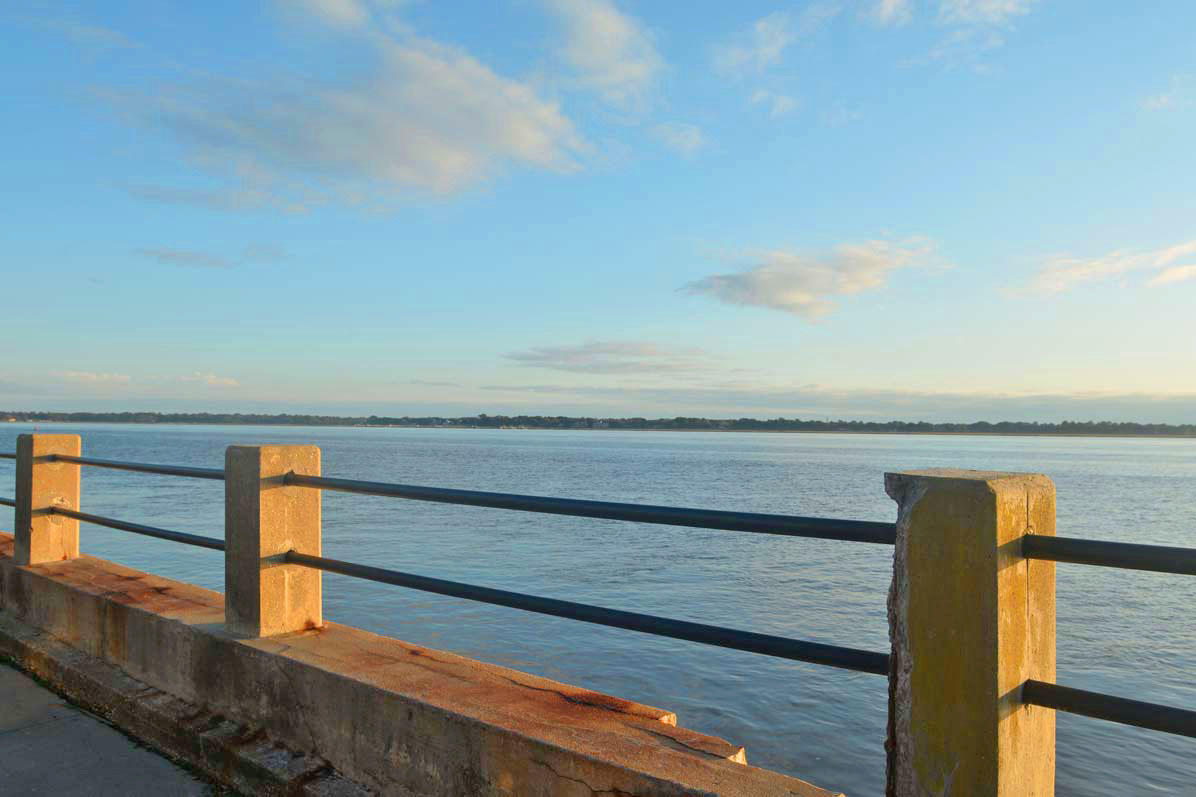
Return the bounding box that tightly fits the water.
[0,423,1192,795]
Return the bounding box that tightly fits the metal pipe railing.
[1023,534,1196,576]
[283,472,898,544]
[284,550,891,675]
[1022,680,1196,739]
[4,450,1196,572]
[51,454,224,481]
[4,445,1196,743]
[49,507,225,551]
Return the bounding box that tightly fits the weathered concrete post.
[885,469,1056,797]
[224,445,322,637]
[14,433,81,566]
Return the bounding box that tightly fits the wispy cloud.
[115,9,582,210]
[750,88,798,117]
[650,122,705,157]
[123,183,275,213]
[822,101,863,126]
[928,0,1038,63]
[867,0,913,27]
[938,0,1035,26]
[505,341,713,375]
[132,245,287,269]
[712,12,798,77]
[176,371,240,387]
[1150,265,1196,286]
[685,239,939,318]
[282,0,370,27]
[1031,240,1196,294]
[712,8,833,122]
[719,4,841,75]
[45,370,239,392]
[542,0,664,109]
[1143,75,1193,111]
[133,248,234,269]
[52,370,132,385]
[29,16,135,49]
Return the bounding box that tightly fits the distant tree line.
[2,410,1194,436]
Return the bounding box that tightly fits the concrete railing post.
[885,469,1056,797]
[14,433,81,566]
[224,445,322,637]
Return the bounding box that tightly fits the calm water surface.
[1,424,1192,795]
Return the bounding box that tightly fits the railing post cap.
[884,469,1053,500]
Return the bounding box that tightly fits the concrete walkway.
[0,663,214,795]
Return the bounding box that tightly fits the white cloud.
[822,101,863,126]
[685,239,939,318]
[714,8,833,116]
[713,12,796,76]
[714,5,840,77]
[133,245,285,268]
[1143,75,1193,111]
[651,122,704,157]
[750,88,798,117]
[506,342,712,375]
[1032,241,1196,294]
[123,183,274,213]
[133,248,234,269]
[542,0,664,109]
[53,371,132,385]
[30,17,135,49]
[283,0,370,27]
[1144,94,1178,112]
[938,0,1034,26]
[119,17,582,209]
[177,372,240,387]
[47,371,239,389]
[869,0,913,27]
[1150,265,1196,286]
[928,0,1037,62]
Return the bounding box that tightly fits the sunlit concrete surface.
[0,663,211,796]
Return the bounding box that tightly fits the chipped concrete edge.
[0,613,375,797]
[883,473,926,797]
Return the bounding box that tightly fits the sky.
[2,0,1195,422]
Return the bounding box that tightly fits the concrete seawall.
[0,532,839,795]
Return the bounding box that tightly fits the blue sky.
[2,0,1195,421]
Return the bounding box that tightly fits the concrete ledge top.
[885,468,1049,481]
[0,533,839,796]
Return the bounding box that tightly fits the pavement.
[0,662,215,795]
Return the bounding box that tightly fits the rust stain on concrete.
[1,531,842,796]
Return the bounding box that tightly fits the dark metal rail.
[1023,680,1196,739]
[284,473,898,545]
[1023,535,1196,577]
[6,446,1196,742]
[49,507,225,551]
[52,454,225,481]
[284,550,891,675]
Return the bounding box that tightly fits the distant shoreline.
[4,417,1195,440]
